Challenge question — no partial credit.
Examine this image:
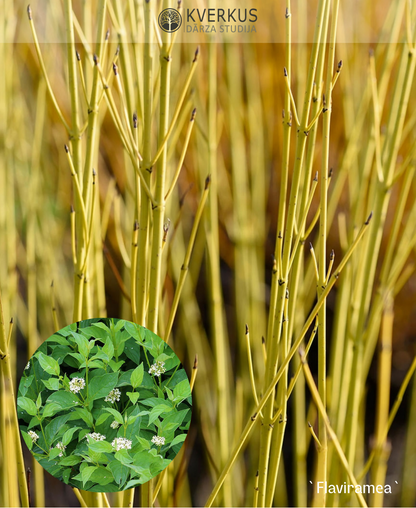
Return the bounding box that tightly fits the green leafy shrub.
[17,318,192,492]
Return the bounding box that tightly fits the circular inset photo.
[17,318,192,492]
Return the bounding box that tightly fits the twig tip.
[193,46,200,62]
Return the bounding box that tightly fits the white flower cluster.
[86,433,106,443]
[151,435,165,446]
[148,361,166,377]
[28,430,39,442]
[55,442,66,457]
[110,420,120,429]
[25,362,31,371]
[105,388,121,403]
[111,437,132,451]
[69,377,85,394]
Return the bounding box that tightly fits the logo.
[158,8,182,33]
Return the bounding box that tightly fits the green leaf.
[49,447,63,460]
[163,365,188,388]
[116,330,130,356]
[108,360,125,372]
[173,379,191,402]
[130,363,144,389]
[148,404,173,426]
[49,334,70,345]
[95,412,112,427]
[89,466,114,485]
[19,375,34,397]
[44,414,71,445]
[42,378,60,391]
[36,393,42,409]
[127,392,140,404]
[131,450,160,470]
[42,403,62,418]
[107,460,129,486]
[137,437,150,450]
[47,391,80,409]
[155,353,174,363]
[90,351,110,362]
[114,449,133,464]
[165,387,174,401]
[37,352,60,376]
[59,455,82,466]
[159,409,189,432]
[82,465,98,486]
[88,440,114,454]
[103,408,124,424]
[140,397,171,408]
[92,322,112,333]
[62,468,71,484]
[79,429,91,441]
[62,427,80,446]
[88,323,112,344]
[114,319,126,332]
[71,408,94,428]
[70,472,83,482]
[17,397,38,416]
[87,372,119,402]
[123,338,143,365]
[102,339,114,362]
[124,479,145,489]
[82,360,104,370]
[170,433,187,447]
[127,413,140,424]
[21,430,33,451]
[117,369,135,386]
[71,332,90,358]
[28,416,41,429]
[67,352,85,366]
[124,321,138,339]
